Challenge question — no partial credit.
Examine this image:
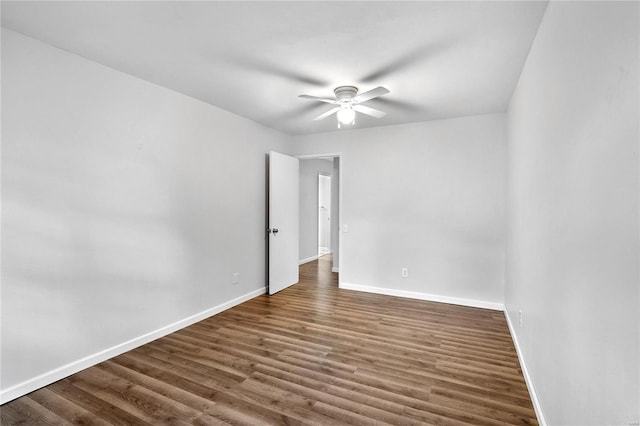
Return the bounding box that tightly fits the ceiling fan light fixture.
[337,106,356,125]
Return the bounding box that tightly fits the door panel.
[268,151,299,295]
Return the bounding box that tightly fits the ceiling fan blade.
[353,86,390,103]
[313,107,341,121]
[367,97,421,112]
[353,104,386,119]
[299,94,339,104]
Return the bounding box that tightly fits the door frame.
[296,153,343,283]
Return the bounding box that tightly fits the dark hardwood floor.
[1,255,538,425]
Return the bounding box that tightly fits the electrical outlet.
[232,272,239,285]
[401,267,409,278]
[518,309,523,327]
[342,224,348,233]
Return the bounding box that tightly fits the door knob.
[267,228,279,234]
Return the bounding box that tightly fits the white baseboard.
[504,309,547,426]
[339,282,504,311]
[0,287,265,404]
[331,266,339,273]
[298,255,318,265]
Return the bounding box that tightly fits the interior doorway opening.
[297,154,341,277]
[318,174,331,257]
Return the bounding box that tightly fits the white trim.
[299,255,318,265]
[0,287,265,404]
[331,267,339,273]
[295,152,342,160]
[504,308,547,426]
[339,282,504,311]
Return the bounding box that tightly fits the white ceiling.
[1,1,548,135]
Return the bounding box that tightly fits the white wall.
[291,114,506,309]
[1,29,291,401]
[298,159,333,262]
[506,2,639,425]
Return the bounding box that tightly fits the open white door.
[268,151,299,295]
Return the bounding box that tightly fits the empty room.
[1,1,638,425]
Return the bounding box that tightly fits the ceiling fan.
[299,86,390,127]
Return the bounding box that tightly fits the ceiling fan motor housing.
[334,86,358,103]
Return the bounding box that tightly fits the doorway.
[318,174,331,256]
[297,154,341,276]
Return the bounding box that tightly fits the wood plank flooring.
[1,255,538,425]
